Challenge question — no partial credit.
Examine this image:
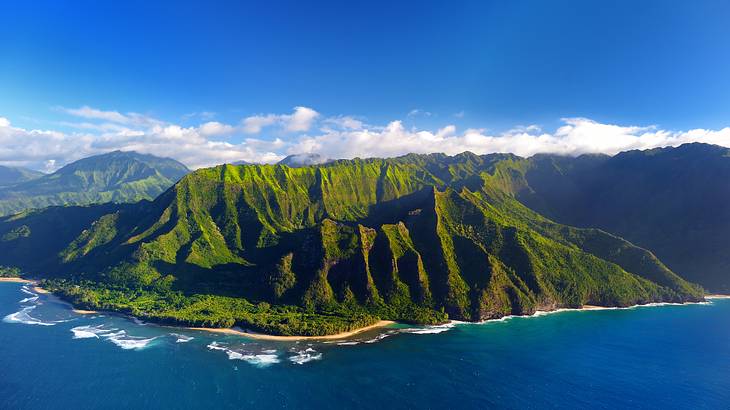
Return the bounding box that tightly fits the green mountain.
[515,143,730,292]
[0,151,189,216]
[0,152,703,336]
[0,165,44,187]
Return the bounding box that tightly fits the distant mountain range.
[3,144,723,336]
[0,151,189,216]
[0,165,44,187]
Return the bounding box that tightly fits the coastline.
[188,320,396,341]
[0,277,34,283]
[72,309,99,314]
[477,300,715,325]
[8,280,720,339]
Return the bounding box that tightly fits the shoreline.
[188,320,396,341]
[705,294,730,299]
[0,277,35,283]
[72,309,99,314]
[7,280,722,339]
[477,299,715,325]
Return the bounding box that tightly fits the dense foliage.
[0,148,707,335]
[43,279,380,336]
[0,151,189,216]
[0,265,21,278]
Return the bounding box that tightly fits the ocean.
[1,282,728,409]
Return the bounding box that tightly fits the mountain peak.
[0,151,189,216]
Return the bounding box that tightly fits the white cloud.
[61,106,129,123]
[2,106,730,172]
[181,111,216,121]
[242,114,278,134]
[407,109,433,118]
[60,105,163,128]
[284,106,319,132]
[199,121,235,136]
[0,114,283,170]
[322,115,364,131]
[287,117,730,160]
[242,106,319,134]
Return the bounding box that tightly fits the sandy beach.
[188,320,396,341]
[0,277,34,283]
[581,305,608,310]
[72,309,99,314]
[705,294,730,299]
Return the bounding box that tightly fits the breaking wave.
[207,341,280,367]
[400,322,456,335]
[289,348,322,365]
[170,333,194,343]
[20,286,36,296]
[70,325,158,350]
[108,333,158,350]
[19,296,39,304]
[3,305,56,326]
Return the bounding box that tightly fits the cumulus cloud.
[242,106,319,134]
[287,117,730,159]
[322,115,364,131]
[199,121,235,136]
[242,114,278,134]
[0,114,283,170]
[2,107,730,172]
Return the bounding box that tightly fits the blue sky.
[2,0,730,170]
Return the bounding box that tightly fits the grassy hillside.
[0,153,704,335]
[0,151,189,216]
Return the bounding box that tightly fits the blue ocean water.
[1,282,729,410]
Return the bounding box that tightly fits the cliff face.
[0,152,703,329]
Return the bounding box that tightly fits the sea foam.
[170,333,194,343]
[400,322,455,335]
[289,348,322,365]
[207,341,281,367]
[70,325,158,350]
[71,325,118,339]
[3,305,56,326]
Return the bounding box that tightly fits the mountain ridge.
[0,165,44,187]
[0,149,705,335]
[0,151,189,216]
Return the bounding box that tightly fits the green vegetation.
[0,151,189,216]
[0,265,21,278]
[43,279,379,336]
[0,149,706,335]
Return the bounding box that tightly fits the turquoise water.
[1,282,729,409]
